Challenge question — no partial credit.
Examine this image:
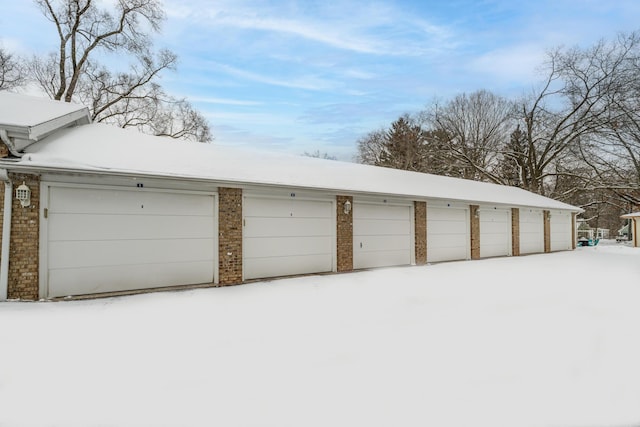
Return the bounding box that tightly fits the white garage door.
[45,185,216,298]
[353,202,412,269]
[427,204,469,263]
[519,208,544,254]
[243,195,333,280]
[479,207,511,258]
[550,210,573,251]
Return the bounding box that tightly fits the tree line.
[0,0,211,142]
[357,32,640,231]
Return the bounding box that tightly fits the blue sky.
[3,0,640,160]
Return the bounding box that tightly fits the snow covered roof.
[0,92,90,152]
[6,122,581,212]
[621,212,640,218]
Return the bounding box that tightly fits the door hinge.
[43,208,48,219]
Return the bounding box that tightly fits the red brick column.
[414,201,426,265]
[511,208,520,256]
[470,205,480,260]
[7,173,40,300]
[543,210,551,253]
[218,187,243,285]
[336,195,353,272]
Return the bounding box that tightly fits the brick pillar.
[470,205,480,260]
[414,201,426,265]
[543,210,551,253]
[571,212,577,250]
[218,187,243,285]
[7,173,40,300]
[511,208,520,256]
[336,195,353,272]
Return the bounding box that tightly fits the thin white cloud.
[469,44,548,85]
[164,0,455,57]
[188,96,263,106]
[209,62,337,91]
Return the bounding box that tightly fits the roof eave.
[0,107,91,152]
[0,161,584,213]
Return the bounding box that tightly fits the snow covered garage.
[0,94,582,300]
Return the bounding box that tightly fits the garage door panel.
[244,254,332,280]
[49,186,214,216]
[243,196,334,280]
[354,203,410,220]
[550,212,572,251]
[353,219,411,236]
[48,261,214,298]
[49,214,214,241]
[356,234,410,252]
[46,185,216,297]
[480,221,509,234]
[428,219,469,232]
[245,217,332,238]
[244,197,332,218]
[244,236,332,258]
[353,202,412,269]
[519,209,544,254]
[428,208,467,222]
[354,250,409,269]
[427,207,469,263]
[428,233,468,249]
[520,222,542,233]
[49,238,214,269]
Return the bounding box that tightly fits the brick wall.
[7,173,40,300]
[0,142,9,158]
[543,210,551,253]
[511,208,520,256]
[218,187,243,285]
[414,201,426,265]
[336,195,353,272]
[470,205,480,259]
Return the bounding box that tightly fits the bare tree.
[356,128,387,165]
[0,47,24,90]
[513,33,639,196]
[28,0,211,142]
[303,150,338,160]
[425,90,513,183]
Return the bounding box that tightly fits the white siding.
[243,195,333,280]
[353,202,412,269]
[45,185,216,298]
[427,204,469,263]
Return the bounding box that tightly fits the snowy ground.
[1,242,640,427]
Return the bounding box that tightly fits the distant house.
[576,219,609,240]
[620,212,640,247]
[0,93,582,301]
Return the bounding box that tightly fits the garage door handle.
[360,242,362,248]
